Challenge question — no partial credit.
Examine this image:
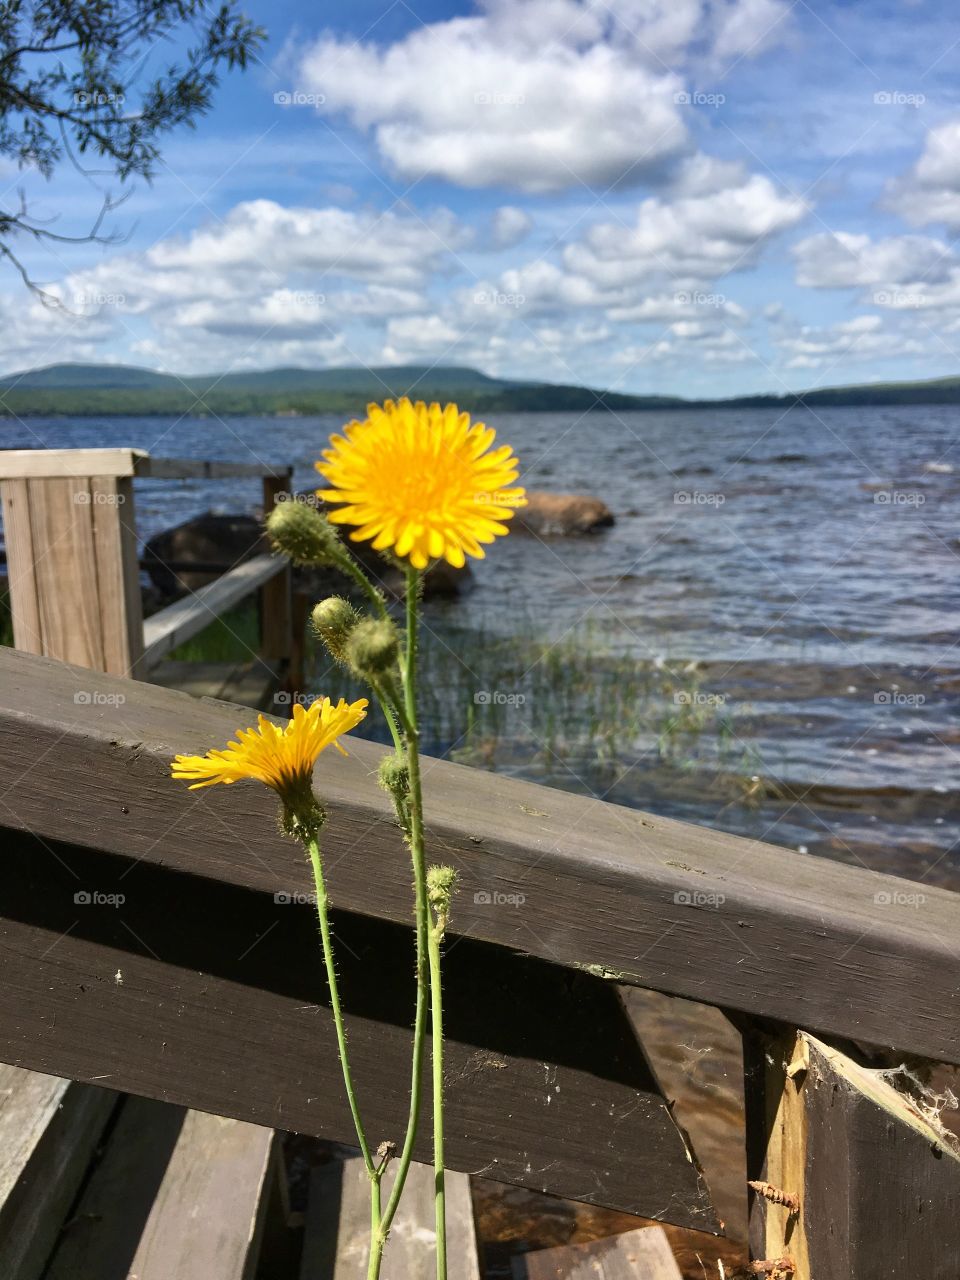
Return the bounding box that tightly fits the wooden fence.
[0,447,294,680]
[0,644,958,1277]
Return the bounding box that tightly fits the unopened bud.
[378,751,409,798]
[266,499,341,566]
[344,618,400,677]
[311,596,360,662]
[427,864,458,928]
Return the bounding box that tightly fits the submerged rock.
[144,513,265,597]
[144,508,472,602]
[514,491,615,536]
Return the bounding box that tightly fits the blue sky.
[7,0,960,397]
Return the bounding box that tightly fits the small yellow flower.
[171,698,368,826]
[315,398,526,570]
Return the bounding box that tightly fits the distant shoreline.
[2,360,960,416]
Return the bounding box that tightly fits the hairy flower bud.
[311,596,360,662]
[427,864,458,932]
[266,498,341,566]
[377,751,409,799]
[344,618,400,678]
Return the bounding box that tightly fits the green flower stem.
[305,835,378,1184]
[369,677,404,756]
[331,547,390,620]
[371,567,430,1268]
[427,916,448,1280]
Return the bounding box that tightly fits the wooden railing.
[0,646,957,1277]
[0,447,294,679]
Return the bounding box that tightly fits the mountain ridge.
[1,361,960,415]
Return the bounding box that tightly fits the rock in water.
[513,491,615,536]
[145,507,473,602]
[144,513,265,597]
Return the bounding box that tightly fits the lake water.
[4,405,959,891]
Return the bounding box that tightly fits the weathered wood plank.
[43,1095,187,1280]
[0,1068,116,1280]
[0,647,957,1065]
[0,478,42,654]
[747,1028,960,1280]
[139,457,292,481]
[300,1157,480,1279]
[129,1110,276,1280]
[515,1227,683,1279]
[28,476,107,669]
[90,474,144,677]
[141,553,288,668]
[0,828,716,1227]
[0,448,146,479]
[0,450,288,481]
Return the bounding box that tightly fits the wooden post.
[0,451,145,677]
[744,1026,960,1279]
[258,472,293,673]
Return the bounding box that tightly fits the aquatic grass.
[306,614,751,791]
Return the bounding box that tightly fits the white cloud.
[793,231,953,289]
[771,312,925,370]
[490,206,533,249]
[563,177,807,290]
[885,119,960,230]
[792,230,960,311]
[298,0,791,193]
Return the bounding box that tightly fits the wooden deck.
[0,646,958,1275]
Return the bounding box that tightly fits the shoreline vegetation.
[3,360,960,416]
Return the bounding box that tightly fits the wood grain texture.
[90,474,144,677]
[300,1158,480,1279]
[0,450,287,481]
[28,476,106,669]
[0,828,715,1227]
[141,553,288,668]
[0,448,145,479]
[516,1227,683,1279]
[746,1028,960,1280]
[0,1067,116,1280]
[129,1109,276,1280]
[0,647,957,1065]
[0,479,42,654]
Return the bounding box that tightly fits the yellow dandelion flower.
[315,398,526,570]
[171,698,368,828]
